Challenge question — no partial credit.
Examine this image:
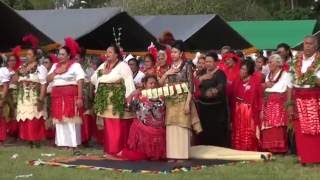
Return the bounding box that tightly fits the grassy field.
[0,141,319,180]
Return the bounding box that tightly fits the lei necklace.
[54,60,75,75]
[97,60,120,77]
[267,69,283,84]
[291,53,320,86]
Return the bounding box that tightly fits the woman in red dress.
[0,58,10,143]
[231,60,263,151]
[143,53,156,75]
[120,75,166,160]
[220,53,241,98]
[261,54,292,153]
[16,48,47,147]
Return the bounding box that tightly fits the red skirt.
[81,114,96,144]
[19,118,46,141]
[45,128,55,139]
[95,129,104,145]
[103,118,133,154]
[0,117,6,141]
[51,85,81,121]
[124,119,166,160]
[261,127,288,153]
[294,88,320,135]
[232,102,259,151]
[7,120,19,137]
[263,93,287,128]
[295,121,320,163]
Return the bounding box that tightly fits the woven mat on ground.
[29,156,239,174]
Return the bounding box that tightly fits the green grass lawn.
[0,141,319,180]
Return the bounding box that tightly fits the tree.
[1,0,316,20]
[3,0,34,10]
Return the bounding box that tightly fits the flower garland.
[54,60,75,75]
[17,62,40,102]
[290,53,320,86]
[93,82,126,117]
[267,69,283,84]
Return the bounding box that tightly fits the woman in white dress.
[47,46,85,149]
[91,44,135,155]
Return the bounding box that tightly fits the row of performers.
[0,36,320,165]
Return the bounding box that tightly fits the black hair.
[235,50,244,59]
[26,48,39,60]
[243,59,255,76]
[79,47,86,59]
[108,43,122,60]
[60,46,71,56]
[128,58,139,67]
[205,51,219,62]
[0,55,4,67]
[276,43,293,59]
[172,40,185,52]
[144,53,155,63]
[142,74,158,85]
[245,56,253,62]
[256,56,268,65]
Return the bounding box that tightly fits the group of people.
[0,34,320,165]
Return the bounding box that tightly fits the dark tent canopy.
[18,8,157,51]
[135,15,252,50]
[0,1,53,51]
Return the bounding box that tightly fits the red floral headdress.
[221,52,241,63]
[11,45,22,71]
[49,53,59,64]
[147,42,172,65]
[22,34,39,49]
[64,37,79,59]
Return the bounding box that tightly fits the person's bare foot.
[103,153,122,160]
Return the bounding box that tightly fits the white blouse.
[19,65,47,85]
[91,61,135,97]
[48,62,85,87]
[133,71,145,85]
[265,71,292,93]
[0,67,11,85]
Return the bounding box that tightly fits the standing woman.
[0,58,10,143]
[276,43,293,72]
[220,53,241,98]
[159,40,202,160]
[47,46,85,149]
[261,54,292,153]
[231,60,263,151]
[91,44,135,155]
[3,54,20,138]
[16,48,47,147]
[156,50,170,79]
[197,52,229,147]
[143,53,156,75]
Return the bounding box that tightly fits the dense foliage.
[2,0,319,20]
